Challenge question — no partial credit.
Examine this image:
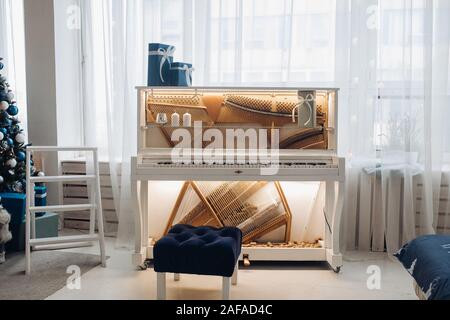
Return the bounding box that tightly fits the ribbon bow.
[180,65,195,87]
[292,93,315,127]
[149,46,176,83]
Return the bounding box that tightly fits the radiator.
[344,168,450,253]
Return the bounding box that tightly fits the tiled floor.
[47,231,416,300]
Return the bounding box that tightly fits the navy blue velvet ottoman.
[153,224,242,300]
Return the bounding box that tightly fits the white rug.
[0,251,103,300]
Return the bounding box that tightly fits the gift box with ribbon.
[0,186,48,225]
[169,62,194,87]
[292,90,317,129]
[34,186,47,217]
[147,43,176,86]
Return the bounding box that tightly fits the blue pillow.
[395,235,450,300]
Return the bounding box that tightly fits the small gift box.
[147,43,176,86]
[169,62,194,87]
[6,213,59,252]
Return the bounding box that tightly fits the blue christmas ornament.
[0,128,6,134]
[7,104,18,116]
[0,92,9,103]
[6,137,14,146]
[17,151,26,162]
[3,118,12,126]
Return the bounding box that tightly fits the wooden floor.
[47,229,417,300]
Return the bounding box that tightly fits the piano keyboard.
[143,161,337,169]
[133,156,342,182]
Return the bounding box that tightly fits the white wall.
[23,0,59,204]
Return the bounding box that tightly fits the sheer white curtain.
[0,1,7,61]
[97,0,145,247]
[145,0,337,86]
[59,0,145,246]
[0,0,27,131]
[56,0,450,252]
[337,0,450,254]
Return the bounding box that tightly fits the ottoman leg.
[157,273,166,300]
[232,263,238,286]
[174,273,180,281]
[222,277,231,300]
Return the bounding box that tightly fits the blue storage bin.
[147,43,176,86]
[169,62,194,87]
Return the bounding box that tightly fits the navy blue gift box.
[169,62,194,87]
[1,186,57,252]
[0,193,26,226]
[147,43,175,86]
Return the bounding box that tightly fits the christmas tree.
[0,57,41,193]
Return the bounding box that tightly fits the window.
[143,0,337,86]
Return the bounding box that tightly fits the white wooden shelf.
[30,175,96,183]
[30,234,99,246]
[29,204,95,213]
[27,146,98,152]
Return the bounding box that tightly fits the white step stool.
[25,147,107,275]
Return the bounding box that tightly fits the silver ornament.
[7,158,17,168]
[15,133,26,144]
[0,101,8,111]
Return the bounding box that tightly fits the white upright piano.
[132,87,345,272]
